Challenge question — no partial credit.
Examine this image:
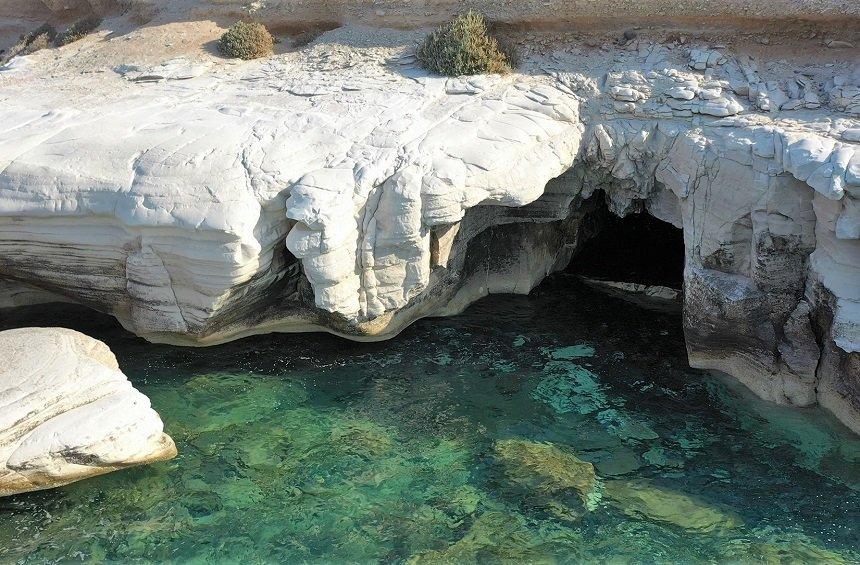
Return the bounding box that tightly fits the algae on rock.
[493,438,601,511]
[604,479,743,533]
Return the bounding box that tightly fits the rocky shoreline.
[0,4,858,434]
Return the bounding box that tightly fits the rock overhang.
[0,17,858,431]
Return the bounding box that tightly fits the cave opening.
[565,196,685,289]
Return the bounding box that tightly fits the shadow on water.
[1,275,858,562]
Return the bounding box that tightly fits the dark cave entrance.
[565,197,685,289]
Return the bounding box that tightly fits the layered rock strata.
[8,0,858,26]
[0,327,176,497]
[0,24,857,432]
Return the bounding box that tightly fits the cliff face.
[6,0,859,24]
[0,15,858,431]
[575,119,858,433]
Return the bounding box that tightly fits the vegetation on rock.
[1,24,57,65]
[0,16,100,66]
[218,21,274,60]
[416,10,512,76]
[56,17,102,47]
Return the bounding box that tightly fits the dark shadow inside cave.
[565,196,685,289]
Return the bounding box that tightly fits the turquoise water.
[1,276,859,563]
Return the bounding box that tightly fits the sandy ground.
[0,0,856,120]
[1,0,858,57]
[0,6,856,81]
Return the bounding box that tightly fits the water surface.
[1,276,858,563]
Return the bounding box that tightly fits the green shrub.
[416,10,512,76]
[55,16,102,46]
[218,21,274,60]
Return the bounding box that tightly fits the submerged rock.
[548,344,596,360]
[0,328,176,497]
[408,511,580,564]
[588,448,644,476]
[531,362,608,415]
[493,438,600,510]
[604,479,742,533]
[721,527,858,563]
[329,420,395,458]
[642,445,685,468]
[597,409,660,442]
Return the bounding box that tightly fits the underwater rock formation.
[494,438,600,514]
[407,511,576,564]
[0,328,176,497]
[0,18,858,432]
[603,480,743,533]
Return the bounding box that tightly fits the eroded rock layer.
[0,327,176,497]
[0,22,858,432]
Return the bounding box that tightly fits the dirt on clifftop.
[2,0,859,26]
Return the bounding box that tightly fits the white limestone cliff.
[0,327,177,497]
[574,118,859,433]
[0,21,858,432]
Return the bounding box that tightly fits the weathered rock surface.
[0,19,858,433]
[0,327,176,497]
[9,0,857,26]
[577,276,681,311]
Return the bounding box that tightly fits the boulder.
[0,328,176,497]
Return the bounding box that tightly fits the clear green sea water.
[1,276,858,563]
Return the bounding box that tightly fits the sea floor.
[1,275,858,563]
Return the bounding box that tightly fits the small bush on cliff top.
[55,16,102,46]
[417,11,511,76]
[219,21,274,60]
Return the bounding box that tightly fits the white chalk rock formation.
[0,24,858,433]
[575,118,860,434]
[0,328,177,497]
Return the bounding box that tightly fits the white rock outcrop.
[575,118,859,433]
[0,24,858,433]
[0,328,176,497]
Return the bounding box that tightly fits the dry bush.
[218,21,274,60]
[416,11,512,76]
[24,31,54,54]
[55,16,102,46]
[1,24,57,65]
